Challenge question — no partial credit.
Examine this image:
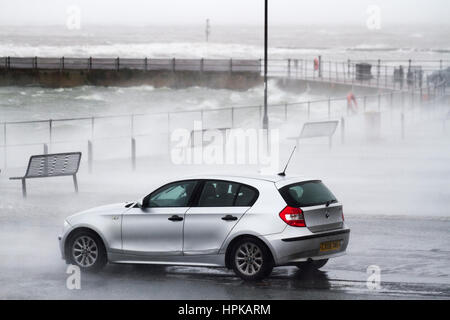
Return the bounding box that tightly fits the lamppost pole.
[262,0,269,132]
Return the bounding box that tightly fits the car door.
[122,180,198,256]
[183,180,258,255]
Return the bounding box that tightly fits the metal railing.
[267,58,449,92]
[1,89,443,171]
[1,57,448,92]
[0,57,262,73]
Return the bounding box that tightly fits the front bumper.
[58,220,73,260]
[264,227,350,266]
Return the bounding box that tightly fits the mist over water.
[0,24,449,221]
[1,25,449,61]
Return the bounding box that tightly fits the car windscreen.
[279,180,337,208]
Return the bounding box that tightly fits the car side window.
[148,181,197,208]
[198,181,239,207]
[235,185,258,207]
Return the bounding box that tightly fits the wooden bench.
[10,152,82,197]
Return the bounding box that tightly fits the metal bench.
[287,121,339,150]
[10,152,82,197]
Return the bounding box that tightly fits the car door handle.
[222,215,238,221]
[168,215,184,222]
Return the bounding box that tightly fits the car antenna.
[278,146,296,177]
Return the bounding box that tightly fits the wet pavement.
[0,215,448,300]
[1,136,449,300]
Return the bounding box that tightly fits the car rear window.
[279,180,337,207]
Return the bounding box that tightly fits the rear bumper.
[263,227,350,266]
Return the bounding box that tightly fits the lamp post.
[262,0,269,133]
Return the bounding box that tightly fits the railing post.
[307,101,311,120]
[88,57,92,71]
[116,57,120,71]
[229,59,233,73]
[390,92,394,108]
[3,123,7,169]
[231,107,234,128]
[284,103,288,122]
[335,62,338,81]
[34,56,38,70]
[61,56,65,71]
[131,138,136,171]
[287,59,291,78]
[200,58,204,73]
[172,58,176,72]
[294,59,298,78]
[385,65,388,88]
[91,117,95,140]
[328,98,331,119]
[49,119,53,151]
[88,140,93,173]
[343,62,346,82]
[329,61,331,81]
[318,56,322,78]
[43,143,49,155]
[377,59,381,81]
[304,59,307,78]
[144,57,148,71]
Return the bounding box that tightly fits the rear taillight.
[342,209,345,221]
[279,206,306,227]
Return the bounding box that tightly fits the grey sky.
[0,0,449,26]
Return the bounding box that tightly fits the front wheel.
[296,259,328,270]
[231,238,273,281]
[68,231,107,272]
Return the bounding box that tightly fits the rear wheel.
[296,259,328,270]
[68,230,107,272]
[231,238,273,281]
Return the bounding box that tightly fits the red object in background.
[347,92,358,114]
[314,58,319,71]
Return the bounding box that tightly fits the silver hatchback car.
[59,174,350,281]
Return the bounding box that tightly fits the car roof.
[181,173,319,187]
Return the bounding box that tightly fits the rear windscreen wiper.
[325,199,338,207]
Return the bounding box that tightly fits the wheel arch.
[224,234,276,269]
[63,226,107,261]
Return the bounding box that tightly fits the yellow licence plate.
[320,240,341,252]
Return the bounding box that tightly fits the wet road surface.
[0,215,448,300]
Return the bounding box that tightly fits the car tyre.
[296,259,328,270]
[67,230,107,272]
[231,237,273,281]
